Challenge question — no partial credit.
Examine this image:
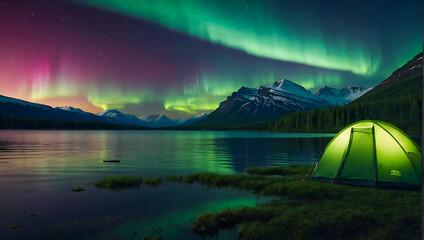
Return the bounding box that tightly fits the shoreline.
[92,165,421,239]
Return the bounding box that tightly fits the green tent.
[312,120,422,188]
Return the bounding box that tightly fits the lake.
[0,130,419,239]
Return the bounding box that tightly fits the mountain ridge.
[234,52,423,133]
[0,95,207,128]
[192,79,369,128]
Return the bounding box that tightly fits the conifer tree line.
[0,114,146,130]
[262,95,422,133]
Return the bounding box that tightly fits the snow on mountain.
[265,79,331,109]
[96,109,147,126]
[207,79,332,122]
[0,95,117,123]
[315,86,372,105]
[176,113,208,125]
[95,110,206,128]
[56,106,90,115]
[0,95,202,128]
[270,79,317,100]
[198,79,370,126]
[138,114,178,128]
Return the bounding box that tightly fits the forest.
[0,114,147,130]
[262,95,422,133]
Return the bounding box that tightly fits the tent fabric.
[312,120,422,188]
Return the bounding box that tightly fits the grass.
[188,166,421,239]
[94,176,163,190]
[93,166,421,239]
[95,176,143,190]
[71,186,85,192]
[165,175,184,183]
[142,236,162,240]
[144,176,162,187]
[245,164,309,176]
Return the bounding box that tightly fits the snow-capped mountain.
[138,114,178,128]
[0,95,113,123]
[96,109,147,126]
[176,113,208,126]
[315,86,372,105]
[56,106,90,115]
[0,95,206,128]
[196,79,369,126]
[94,110,207,128]
[197,79,332,125]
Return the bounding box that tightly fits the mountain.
[56,106,90,115]
[193,79,368,128]
[138,114,178,128]
[96,109,147,126]
[0,94,208,129]
[96,111,202,128]
[0,95,52,110]
[315,86,371,105]
[0,95,113,124]
[0,96,149,128]
[354,52,422,103]
[248,52,423,133]
[175,113,208,126]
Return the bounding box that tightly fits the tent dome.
[312,120,422,187]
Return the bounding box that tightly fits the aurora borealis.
[0,0,422,118]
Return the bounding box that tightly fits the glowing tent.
[312,120,422,187]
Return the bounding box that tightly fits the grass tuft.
[165,175,184,182]
[246,164,308,176]
[71,186,85,192]
[144,176,162,187]
[95,176,143,190]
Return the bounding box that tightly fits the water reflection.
[0,131,336,179]
[0,130,419,179]
[0,130,420,239]
[212,136,332,172]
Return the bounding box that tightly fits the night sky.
[0,0,422,118]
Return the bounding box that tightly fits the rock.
[103,160,121,163]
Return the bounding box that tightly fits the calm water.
[0,130,418,239]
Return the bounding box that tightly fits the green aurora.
[83,0,380,75]
[76,0,422,117]
[1,0,421,118]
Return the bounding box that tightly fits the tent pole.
[333,128,354,182]
[372,126,378,186]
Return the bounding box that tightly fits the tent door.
[336,127,376,182]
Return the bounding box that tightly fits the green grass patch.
[188,167,421,239]
[93,166,421,239]
[71,186,85,192]
[246,164,309,176]
[144,176,162,187]
[95,176,143,190]
[165,175,184,182]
